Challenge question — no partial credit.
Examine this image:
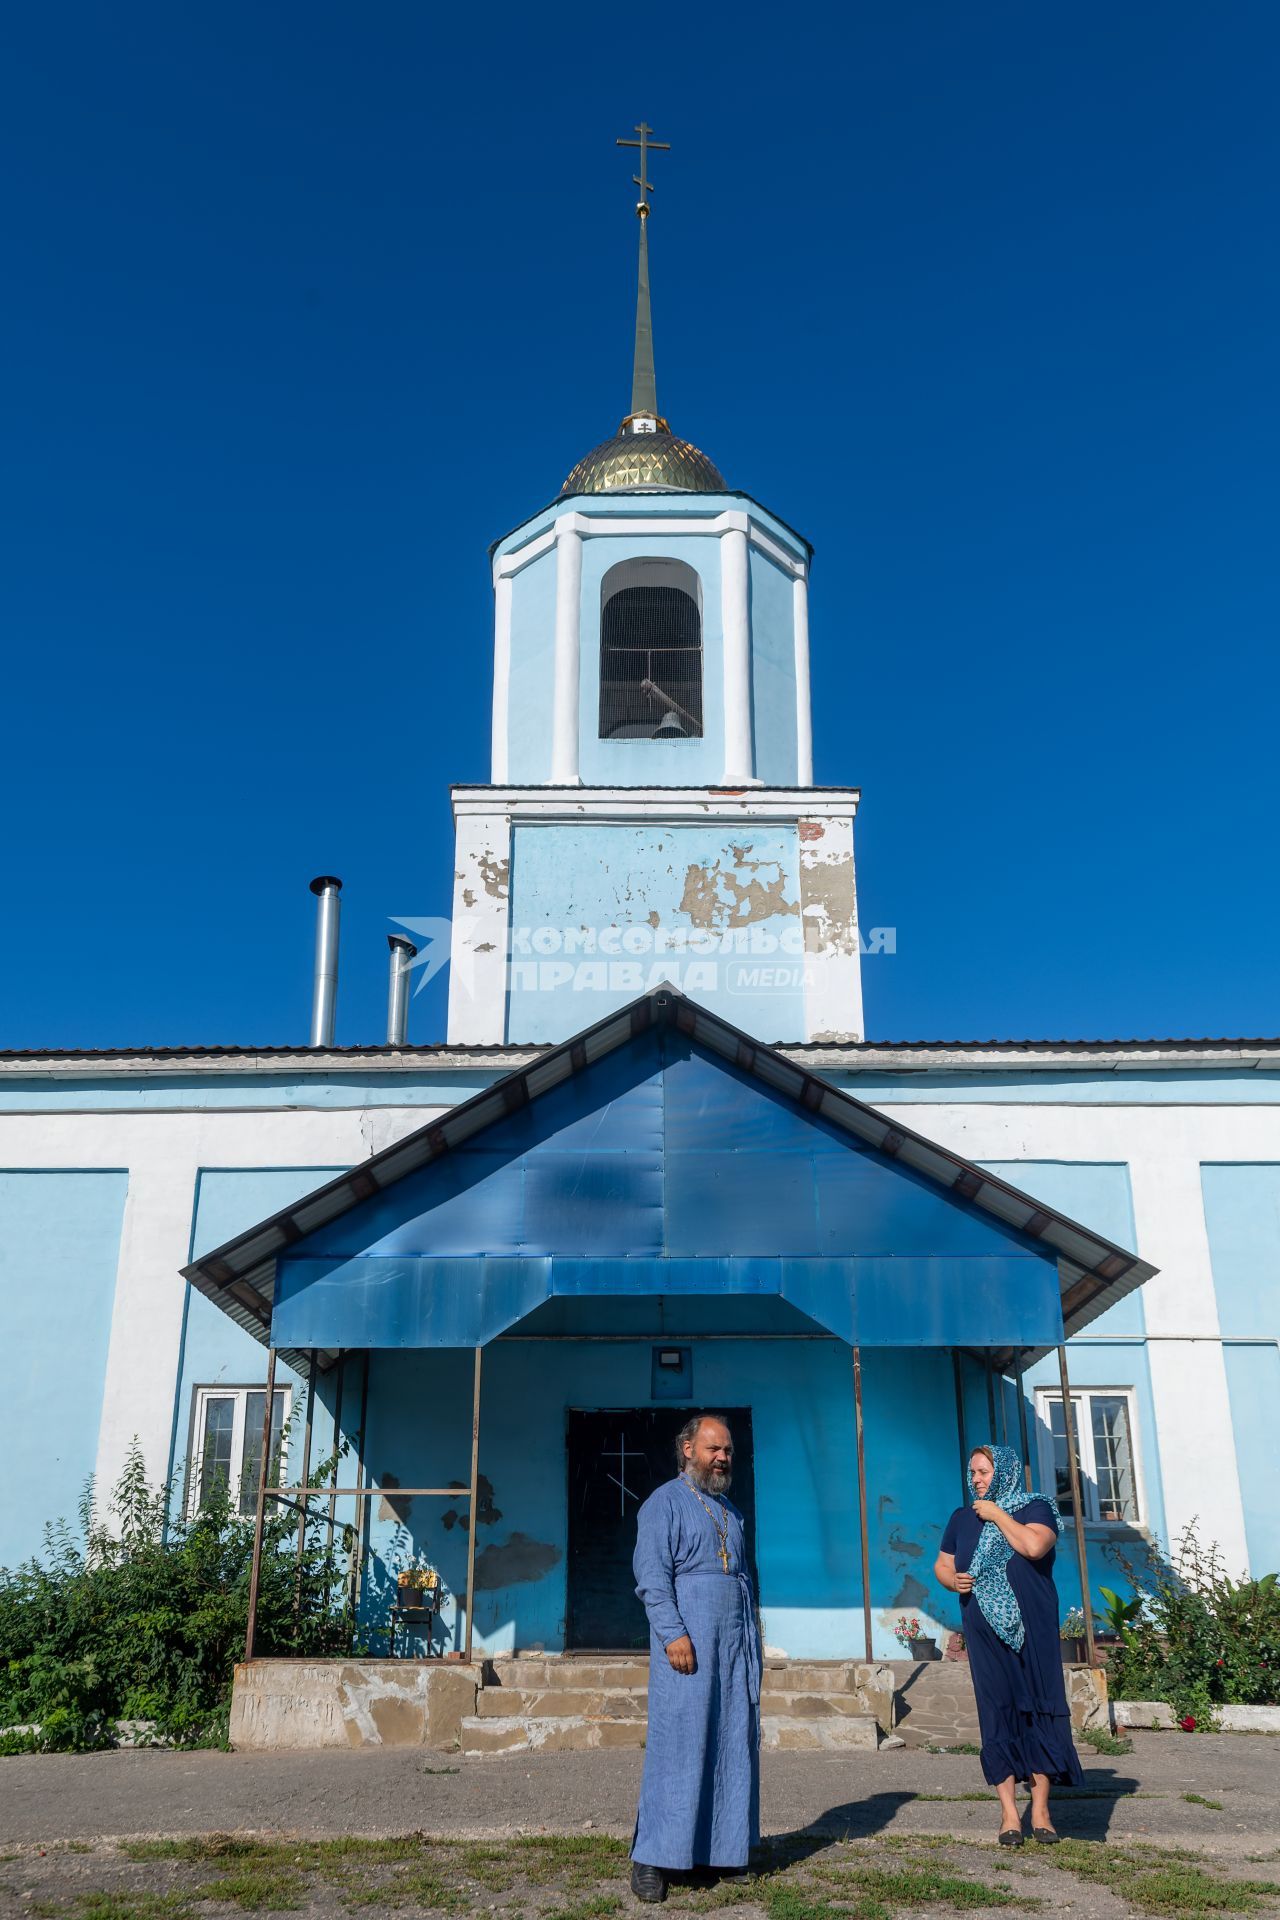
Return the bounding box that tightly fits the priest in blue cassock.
[630,1414,761,1904]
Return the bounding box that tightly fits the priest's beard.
[686,1461,733,1495]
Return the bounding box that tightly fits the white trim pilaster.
[446,808,512,1046]
[550,519,583,786]
[721,525,754,784]
[793,573,813,786]
[490,570,512,783]
[798,813,864,1042]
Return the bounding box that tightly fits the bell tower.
[447,127,863,1048]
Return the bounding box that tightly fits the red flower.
[1216,1658,1225,1667]
[1180,1714,1197,1731]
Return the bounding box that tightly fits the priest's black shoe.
[630,1865,667,1903]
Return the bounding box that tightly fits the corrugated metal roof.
[2,1034,1277,1062]
[182,984,1159,1373]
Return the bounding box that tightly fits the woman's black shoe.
[631,1865,668,1903]
[997,1829,1024,1848]
[1031,1827,1059,1846]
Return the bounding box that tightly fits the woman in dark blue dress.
[934,1442,1083,1846]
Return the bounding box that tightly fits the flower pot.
[943,1633,968,1662]
[908,1636,940,1662]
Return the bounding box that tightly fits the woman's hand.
[953,1571,974,1593]
[971,1499,1003,1523]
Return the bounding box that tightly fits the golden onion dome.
[561,414,726,497]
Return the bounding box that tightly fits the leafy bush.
[0,1438,353,1752]
[1107,1522,1280,1721]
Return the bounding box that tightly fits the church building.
[3,129,1277,1747]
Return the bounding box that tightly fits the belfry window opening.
[599,556,703,740]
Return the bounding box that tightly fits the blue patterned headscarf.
[967,1443,1065,1651]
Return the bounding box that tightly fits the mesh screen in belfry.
[599,586,704,740]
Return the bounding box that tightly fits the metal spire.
[616,122,669,420]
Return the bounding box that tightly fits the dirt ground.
[1,1733,1279,1920]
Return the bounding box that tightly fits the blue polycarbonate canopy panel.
[270,1028,1065,1351]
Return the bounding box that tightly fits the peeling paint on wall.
[473,1530,563,1591]
[440,1473,503,1534]
[679,854,799,930]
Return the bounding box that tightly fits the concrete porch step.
[475,1686,645,1719]
[762,1713,879,1751]
[461,1713,647,1754]
[463,1709,881,1755]
[484,1657,649,1690]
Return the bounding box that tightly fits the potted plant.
[1060,1606,1087,1663]
[396,1556,443,1610]
[894,1615,939,1661]
[944,1630,967,1662]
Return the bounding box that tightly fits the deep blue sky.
[2,2,1276,1049]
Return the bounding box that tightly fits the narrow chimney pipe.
[308,876,342,1047]
[386,935,417,1046]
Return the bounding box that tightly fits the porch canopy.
[184,986,1156,1364]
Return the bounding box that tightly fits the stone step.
[763,1691,878,1719]
[761,1661,869,1695]
[484,1658,649,1690]
[463,1710,881,1755]
[461,1714,647,1754]
[475,1687,645,1720]
[762,1713,879,1752]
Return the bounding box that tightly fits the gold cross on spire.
[617,121,670,221]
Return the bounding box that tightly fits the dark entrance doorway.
[566,1408,757,1651]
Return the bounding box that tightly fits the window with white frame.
[1034,1387,1142,1525]
[188,1386,289,1517]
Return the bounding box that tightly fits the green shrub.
[0,1435,353,1752]
[1107,1523,1279,1721]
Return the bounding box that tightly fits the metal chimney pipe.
[308,876,342,1047]
[385,935,417,1046]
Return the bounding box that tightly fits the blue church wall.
[977,1161,1165,1608]
[821,1070,1280,1107]
[347,1332,980,1662]
[5,1071,1274,1124]
[1201,1163,1280,1574]
[747,546,799,786]
[505,553,558,784]
[505,821,808,1043]
[576,533,725,786]
[0,1170,128,1569]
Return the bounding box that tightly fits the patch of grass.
[30,1897,195,1920]
[541,1898,623,1920]
[420,1766,460,1776]
[195,1870,304,1912]
[1077,1724,1134,1755]
[1040,1839,1280,1915]
[1184,1792,1225,1810]
[768,1863,1027,1920]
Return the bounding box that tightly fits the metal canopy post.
[348,1352,371,1617]
[852,1345,873,1663]
[984,1356,997,1440]
[1015,1353,1033,1493]
[325,1349,346,1570]
[1056,1342,1097,1668]
[951,1351,969,1506]
[293,1349,317,1619]
[464,1346,483,1663]
[244,1346,278,1663]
